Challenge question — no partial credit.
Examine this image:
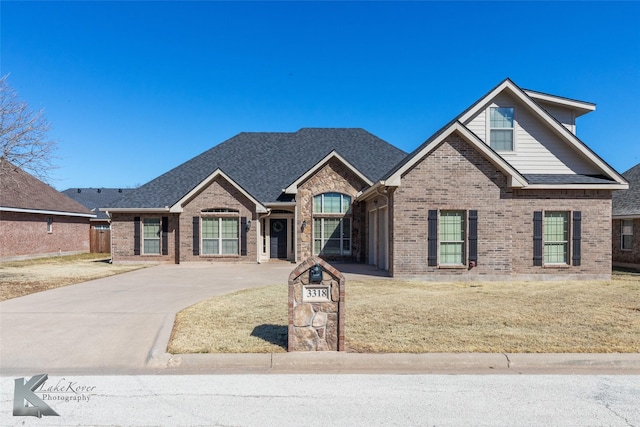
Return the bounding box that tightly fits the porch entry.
[270,218,288,259]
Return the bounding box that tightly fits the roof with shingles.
[613,163,640,217]
[62,188,134,219]
[0,161,93,215]
[109,128,407,209]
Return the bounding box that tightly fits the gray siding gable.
[110,128,406,209]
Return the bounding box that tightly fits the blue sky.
[2,1,639,190]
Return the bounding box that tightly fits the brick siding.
[612,218,640,267]
[0,211,89,260]
[390,132,613,279]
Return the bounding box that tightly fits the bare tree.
[0,74,57,182]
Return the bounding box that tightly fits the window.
[313,192,351,256]
[489,107,514,151]
[543,212,569,264]
[47,217,53,233]
[427,210,477,267]
[622,220,633,250]
[143,218,161,255]
[439,211,466,265]
[202,217,239,255]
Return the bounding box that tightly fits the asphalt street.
[2,374,640,426]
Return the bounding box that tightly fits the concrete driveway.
[0,262,386,375]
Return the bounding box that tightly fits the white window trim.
[543,211,571,266]
[312,192,352,256]
[47,217,53,233]
[142,217,161,256]
[487,106,516,152]
[201,216,240,256]
[438,210,467,267]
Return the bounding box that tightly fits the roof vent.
[97,189,101,193]
[77,189,81,193]
[118,189,122,193]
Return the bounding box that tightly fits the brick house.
[612,163,640,269]
[62,187,133,253]
[104,79,628,279]
[0,161,94,260]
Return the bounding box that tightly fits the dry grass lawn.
[168,271,640,354]
[0,253,148,301]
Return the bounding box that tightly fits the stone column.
[288,257,345,351]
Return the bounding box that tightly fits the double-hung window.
[544,212,569,264]
[439,211,466,265]
[202,217,239,255]
[489,107,514,151]
[143,218,161,255]
[622,220,633,250]
[313,192,351,256]
[427,210,478,267]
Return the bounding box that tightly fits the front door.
[270,219,288,259]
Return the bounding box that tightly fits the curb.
[149,352,640,374]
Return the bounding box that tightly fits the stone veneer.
[288,257,345,351]
[297,157,368,262]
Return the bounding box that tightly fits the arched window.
[312,193,351,256]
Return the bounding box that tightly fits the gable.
[464,91,602,175]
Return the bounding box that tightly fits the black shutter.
[134,216,141,255]
[192,216,200,256]
[468,210,478,265]
[572,211,581,266]
[533,211,543,266]
[240,216,247,256]
[161,216,169,256]
[427,210,438,266]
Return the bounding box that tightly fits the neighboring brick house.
[62,187,133,253]
[0,161,94,260]
[612,163,640,269]
[104,79,628,279]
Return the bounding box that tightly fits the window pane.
[490,129,513,151]
[622,235,633,250]
[201,218,218,238]
[313,195,322,213]
[323,218,341,238]
[440,211,464,241]
[313,239,322,255]
[313,218,322,238]
[323,193,342,213]
[221,218,238,238]
[202,239,219,255]
[544,243,567,264]
[342,195,351,213]
[221,239,238,254]
[144,239,160,255]
[440,242,463,265]
[322,239,341,255]
[342,238,351,255]
[490,107,514,128]
[143,218,160,238]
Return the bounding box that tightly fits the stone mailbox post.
[288,257,345,351]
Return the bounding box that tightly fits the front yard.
[168,271,640,354]
[0,253,148,301]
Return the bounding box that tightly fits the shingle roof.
[0,161,93,215]
[613,163,640,217]
[524,174,617,185]
[62,188,133,219]
[110,128,407,209]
